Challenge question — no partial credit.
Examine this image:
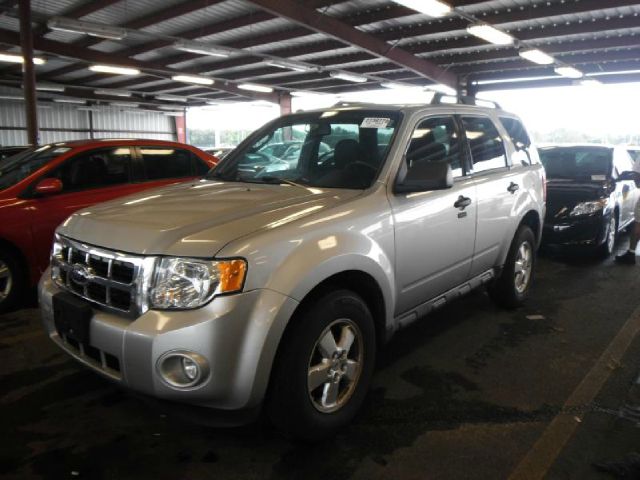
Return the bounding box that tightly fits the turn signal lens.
[218,259,247,293]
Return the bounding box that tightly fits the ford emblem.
[70,263,93,286]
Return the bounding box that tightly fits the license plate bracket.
[53,292,92,344]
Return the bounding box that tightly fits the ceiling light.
[173,41,231,58]
[155,95,187,102]
[467,24,514,45]
[171,74,214,86]
[391,0,452,17]
[0,53,46,65]
[381,81,410,89]
[158,105,185,111]
[238,83,274,93]
[0,94,23,100]
[329,71,368,83]
[36,82,65,92]
[89,65,140,75]
[111,102,139,107]
[578,79,601,87]
[290,91,327,97]
[53,98,86,104]
[47,17,127,40]
[426,84,457,95]
[554,66,583,78]
[266,59,315,72]
[519,49,554,65]
[94,88,132,97]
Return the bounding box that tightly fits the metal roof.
[0,0,638,108]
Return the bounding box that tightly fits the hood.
[545,178,611,221]
[58,180,362,257]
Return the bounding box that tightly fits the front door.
[389,114,477,315]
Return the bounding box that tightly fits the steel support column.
[18,0,38,145]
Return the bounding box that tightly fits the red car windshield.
[0,145,70,190]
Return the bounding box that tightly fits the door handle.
[507,182,520,194]
[454,195,472,210]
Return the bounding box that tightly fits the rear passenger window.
[500,116,536,166]
[140,147,192,180]
[461,116,507,173]
[406,116,464,178]
[51,147,131,192]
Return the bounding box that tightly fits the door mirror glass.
[618,170,640,186]
[34,177,63,195]
[395,161,453,193]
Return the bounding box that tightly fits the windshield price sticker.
[591,174,606,181]
[361,117,391,129]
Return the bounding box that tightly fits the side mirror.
[34,178,63,195]
[395,161,453,194]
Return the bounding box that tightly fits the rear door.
[461,114,522,276]
[389,114,477,315]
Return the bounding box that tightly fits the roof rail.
[430,93,502,110]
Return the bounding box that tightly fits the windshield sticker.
[591,174,606,181]
[361,117,390,129]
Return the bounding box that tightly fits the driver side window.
[406,116,463,178]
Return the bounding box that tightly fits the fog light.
[157,351,209,388]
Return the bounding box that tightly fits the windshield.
[0,145,70,190]
[208,110,401,189]
[539,146,613,180]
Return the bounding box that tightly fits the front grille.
[52,235,151,316]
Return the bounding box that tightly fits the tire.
[0,247,26,314]
[597,213,618,258]
[267,289,376,441]
[489,225,536,309]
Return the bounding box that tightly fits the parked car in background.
[40,101,545,439]
[0,139,217,311]
[204,146,234,160]
[540,145,638,256]
[0,146,29,161]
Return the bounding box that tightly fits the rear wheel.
[267,289,376,440]
[489,225,536,309]
[0,247,25,313]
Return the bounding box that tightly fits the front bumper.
[39,269,298,411]
[542,212,610,248]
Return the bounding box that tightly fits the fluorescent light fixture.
[47,17,127,40]
[329,71,368,83]
[426,83,457,95]
[519,48,554,65]
[555,66,583,78]
[36,82,65,92]
[0,53,45,65]
[0,95,23,100]
[290,90,327,97]
[89,64,140,75]
[53,98,86,104]
[157,105,185,111]
[391,0,452,17]
[467,24,514,45]
[173,40,231,58]
[266,59,314,72]
[171,74,214,86]
[238,83,274,93]
[111,102,139,107]
[381,81,409,89]
[155,95,187,102]
[578,79,601,87]
[94,88,132,97]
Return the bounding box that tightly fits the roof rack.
[430,93,502,110]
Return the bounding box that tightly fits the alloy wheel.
[0,259,13,302]
[514,241,533,294]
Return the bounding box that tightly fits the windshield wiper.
[260,176,308,189]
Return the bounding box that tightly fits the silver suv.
[40,99,545,439]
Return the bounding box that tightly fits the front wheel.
[267,289,376,441]
[489,225,536,309]
[0,248,25,314]
[597,213,618,258]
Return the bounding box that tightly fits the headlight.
[570,199,607,217]
[150,257,247,309]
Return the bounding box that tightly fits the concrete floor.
[1,244,639,480]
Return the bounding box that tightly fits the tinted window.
[0,145,70,190]
[406,116,463,178]
[627,149,640,163]
[192,153,211,176]
[500,116,536,166]
[48,147,131,191]
[141,147,192,180]
[539,147,612,179]
[461,116,507,172]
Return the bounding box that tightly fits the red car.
[0,139,218,311]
